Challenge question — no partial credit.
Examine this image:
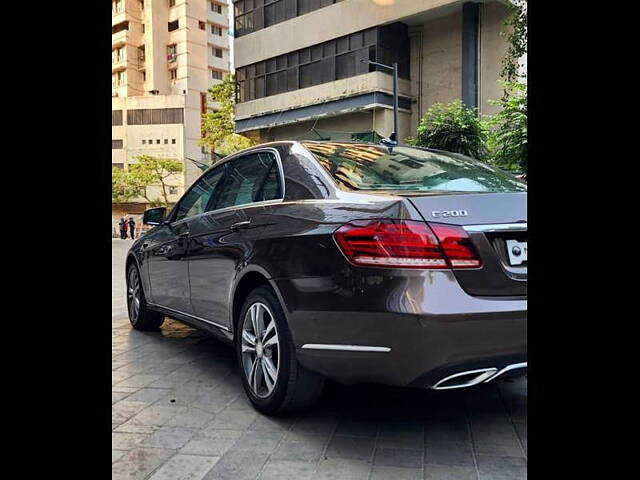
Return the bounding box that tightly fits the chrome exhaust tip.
[431,368,498,390]
[483,362,527,383]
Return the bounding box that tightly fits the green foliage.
[500,0,527,95]
[112,155,183,207]
[200,73,255,160]
[215,133,254,158]
[410,100,488,160]
[487,82,527,173]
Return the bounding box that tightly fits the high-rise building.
[233,0,511,142]
[112,0,230,228]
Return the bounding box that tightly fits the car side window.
[173,166,226,222]
[213,152,282,211]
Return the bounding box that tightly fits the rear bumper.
[273,269,526,388]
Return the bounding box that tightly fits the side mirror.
[143,207,166,226]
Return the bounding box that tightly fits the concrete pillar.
[462,2,480,110]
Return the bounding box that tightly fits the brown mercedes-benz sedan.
[126,141,527,414]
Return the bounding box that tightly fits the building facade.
[233,0,510,143]
[112,0,231,230]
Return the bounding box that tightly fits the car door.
[186,149,284,329]
[145,164,227,314]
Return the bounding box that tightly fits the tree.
[487,82,527,173]
[112,156,183,207]
[200,73,254,161]
[500,0,527,96]
[409,100,489,160]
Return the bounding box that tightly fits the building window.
[112,46,124,64]
[199,21,206,30]
[169,0,176,7]
[112,139,123,149]
[169,186,178,195]
[127,108,185,125]
[142,23,145,33]
[211,25,222,35]
[214,48,223,58]
[149,139,153,143]
[156,139,161,144]
[236,24,409,103]
[112,110,123,126]
[172,139,176,144]
[168,20,179,32]
[164,139,169,144]
[211,69,223,80]
[113,163,125,169]
[142,71,146,81]
[112,21,129,35]
[112,0,123,14]
[167,44,177,63]
[142,140,146,144]
[211,2,222,14]
[170,69,177,80]
[235,0,343,37]
[112,71,126,87]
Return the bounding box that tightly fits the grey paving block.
[248,414,296,433]
[325,435,375,461]
[476,455,527,480]
[425,417,470,445]
[208,407,259,430]
[289,415,340,438]
[113,391,131,404]
[335,417,379,437]
[112,450,127,464]
[202,449,269,480]
[232,430,286,454]
[370,465,423,480]
[148,454,220,480]
[470,414,520,447]
[377,420,424,449]
[271,436,327,462]
[141,427,196,449]
[312,458,371,480]
[425,442,474,467]
[126,388,172,404]
[373,447,423,468]
[112,432,148,450]
[116,373,163,389]
[165,407,216,429]
[112,400,149,425]
[111,447,175,480]
[128,405,186,426]
[425,464,478,480]
[180,434,239,457]
[474,442,526,458]
[259,460,316,480]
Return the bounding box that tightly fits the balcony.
[112,56,127,73]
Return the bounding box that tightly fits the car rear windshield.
[303,142,526,193]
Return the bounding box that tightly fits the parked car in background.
[126,141,527,414]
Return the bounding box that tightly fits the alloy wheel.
[127,267,141,322]
[241,302,280,398]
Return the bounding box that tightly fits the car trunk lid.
[404,192,527,297]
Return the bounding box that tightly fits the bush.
[487,82,527,173]
[410,100,488,160]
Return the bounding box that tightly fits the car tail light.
[333,219,481,269]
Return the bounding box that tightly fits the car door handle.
[230,220,251,231]
[177,229,190,237]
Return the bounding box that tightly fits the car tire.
[126,262,164,331]
[236,286,325,415]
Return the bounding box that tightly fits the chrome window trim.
[147,303,230,332]
[170,146,286,223]
[301,344,391,352]
[463,223,527,233]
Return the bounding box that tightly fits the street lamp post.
[360,59,399,145]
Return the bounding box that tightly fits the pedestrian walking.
[128,217,136,239]
[118,218,127,239]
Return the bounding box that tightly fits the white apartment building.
[112,0,230,228]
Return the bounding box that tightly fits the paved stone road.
[112,239,527,480]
